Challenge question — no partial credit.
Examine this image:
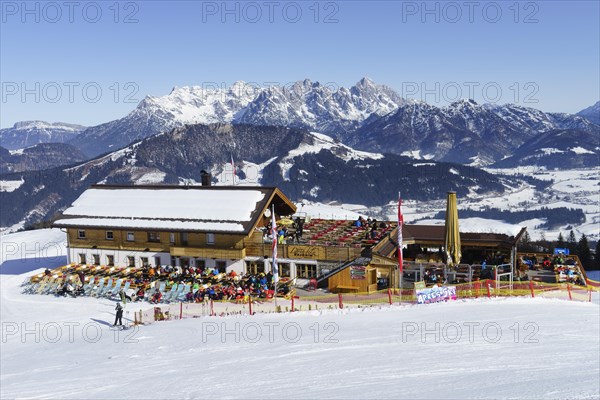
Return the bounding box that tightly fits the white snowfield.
[1,229,599,399]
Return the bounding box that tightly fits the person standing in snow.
[113,302,124,327]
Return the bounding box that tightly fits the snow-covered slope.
[0,121,86,150]
[578,101,600,125]
[1,229,598,400]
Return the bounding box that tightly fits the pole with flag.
[271,204,279,306]
[230,154,236,185]
[397,192,404,304]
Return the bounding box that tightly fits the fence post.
[474,282,479,299]
[291,295,299,312]
[589,288,592,302]
[486,280,492,298]
[387,288,392,305]
[567,284,572,301]
[179,302,183,320]
[249,297,253,315]
[338,293,343,309]
[210,299,214,316]
[529,280,535,298]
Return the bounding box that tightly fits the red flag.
[398,193,404,274]
[271,205,279,283]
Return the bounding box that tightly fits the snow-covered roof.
[54,185,295,234]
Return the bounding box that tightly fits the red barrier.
[291,295,299,312]
[338,293,343,309]
[486,280,492,298]
[529,280,535,298]
[387,288,392,305]
[474,282,480,299]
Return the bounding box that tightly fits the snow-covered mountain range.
[350,100,598,165]
[69,78,407,157]
[5,79,598,169]
[0,121,86,150]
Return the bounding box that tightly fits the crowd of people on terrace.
[40,264,293,303]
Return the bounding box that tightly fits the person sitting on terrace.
[136,287,145,300]
[148,267,156,278]
[354,217,362,227]
[150,289,162,304]
[266,271,273,285]
[278,228,286,244]
[44,268,52,277]
[185,289,194,302]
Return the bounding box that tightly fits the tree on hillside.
[556,232,565,250]
[567,230,577,254]
[520,231,534,252]
[576,234,592,270]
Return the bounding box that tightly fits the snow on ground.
[0,228,67,274]
[1,229,599,399]
[0,178,24,193]
[297,202,364,220]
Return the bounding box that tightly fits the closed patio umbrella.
[444,191,461,268]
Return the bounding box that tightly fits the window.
[279,263,291,278]
[105,231,114,240]
[297,264,317,279]
[77,230,86,239]
[180,232,188,246]
[78,253,86,264]
[216,260,227,274]
[196,259,206,269]
[140,257,149,267]
[148,232,161,242]
[127,256,135,267]
[206,233,215,245]
[106,255,114,266]
[169,233,176,244]
[154,256,161,267]
[92,254,100,266]
[126,232,135,242]
[247,261,265,275]
[171,256,177,267]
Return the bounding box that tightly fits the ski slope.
[1,230,599,399]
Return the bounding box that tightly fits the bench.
[336,285,359,293]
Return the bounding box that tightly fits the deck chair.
[89,277,105,296]
[35,277,52,294]
[175,283,192,301]
[100,278,114,297]
[107,279,123,298]
[91,277,108,297]
[48,278,64,295]
[164,283,179,303]
[82,276,96,296]
[175,284,190,302]
[42,278,60,295]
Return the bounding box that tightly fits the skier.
[113,302,124,327]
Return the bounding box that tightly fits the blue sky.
[1,0,598,128]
